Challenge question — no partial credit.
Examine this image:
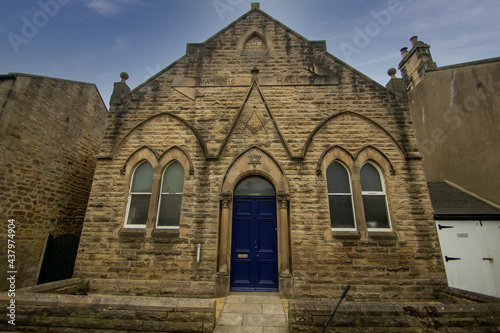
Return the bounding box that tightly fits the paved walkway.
[214,292,289,333]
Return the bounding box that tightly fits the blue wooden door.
[230,196,278,291]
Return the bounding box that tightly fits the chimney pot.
[400,47,408,59]
[410,36,418,47]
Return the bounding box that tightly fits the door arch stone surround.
[216,147,293,297]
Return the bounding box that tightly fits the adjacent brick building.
[74,3,447,301]
[0,73,107,289]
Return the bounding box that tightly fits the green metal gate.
[37,233,80,284]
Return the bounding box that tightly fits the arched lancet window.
[234,176,275,196]
[360,162,391,230]
[125,161,153,227]
[327,162,356,229]
[157,161,184,228]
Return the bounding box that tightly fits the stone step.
[214,292,289,332]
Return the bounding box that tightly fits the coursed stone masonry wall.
[0,74,107,289]
[75,6,446,301]
[289,298,500,332]
[0,279,215,332]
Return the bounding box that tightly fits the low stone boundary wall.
[289,300,500,332]
[0,279,215,332]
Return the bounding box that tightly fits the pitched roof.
[427,182,500,219]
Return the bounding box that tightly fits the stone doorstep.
[216,313,288,329]
[242,314,288,327]
[216,292,288,330]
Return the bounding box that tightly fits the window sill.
[331,230,361,240]
[367,230,398,240]
[118,227,146,239]
[152,228,180,242]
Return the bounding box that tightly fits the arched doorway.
[216,147,292,297]
[230,176,278,291]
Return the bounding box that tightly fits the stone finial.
[387,68,397,78]
[120,72,129,82]
[386,68,407,101]
[251,2,260,10]
[110,72,131,106]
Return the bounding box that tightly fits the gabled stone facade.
[74,4,446,301]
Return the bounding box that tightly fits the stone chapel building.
[74,3,446,300]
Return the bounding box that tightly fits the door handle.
[445,256,461,262]
[483,258,494,262]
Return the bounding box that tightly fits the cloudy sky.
[1,0,499,107]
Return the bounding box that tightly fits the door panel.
[436,221,499,297]
[231,196,278,291]
[476,221,500,297]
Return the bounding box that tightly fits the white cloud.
[351,52,400,68]
[67,56,89,67]
[107,37,131,54]
[65,36,131,67]
[81,0,146,16]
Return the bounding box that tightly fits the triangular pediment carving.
[216,80,294,159]
[241,107,269,134]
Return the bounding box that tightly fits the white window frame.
[328,161,357,231]
[124,162,152,229]
[156,161,184,230]
[361,162,392,231]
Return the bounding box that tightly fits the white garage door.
[435,220,500,297]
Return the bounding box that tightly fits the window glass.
[234,176,275,196]
[131,162,153,193]
[157,194,183,227]
[327,162,351,193]
[157,162,184,228]
[126,194,151,225]
[363,196,390,229]
[327,162,355,229]
[360,162,390,229]
[360,163,382,192]
[329,195,355,229]
[126,161,153,226]
[161,161,184,193]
